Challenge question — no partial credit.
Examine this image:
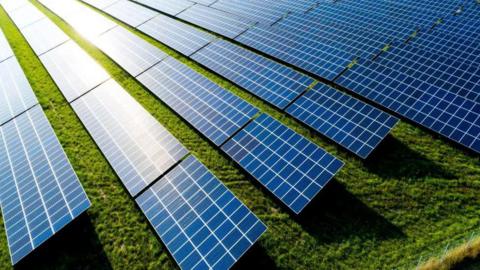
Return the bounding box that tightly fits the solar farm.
[0,0,478,269]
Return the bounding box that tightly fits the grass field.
[0,1,480,269]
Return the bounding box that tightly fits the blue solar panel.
[137,57,259,146]
[0,57,38,126]
[131,0,193,16]
[191,39,314,109]
[136,155,266,270]
[137,14,215,56]
[286,83,399,158]
[0,105,90,265]
[211,0,286,25]
[103,0,158,27]
[336,47,480,154]
[221,114,344,214]
[177,4,254,39]
[71,79,189,196]
[95,26,167,76]
[0,29,13,63]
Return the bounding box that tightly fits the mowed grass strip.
[0,1,478,269]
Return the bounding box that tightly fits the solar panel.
[82,0,119,9]
[136,155,266,270]
[192,39,314,109]
[0,105,91,265]
[137,14,215,56]
[39,40,110,102]
[221,114,344,214]
[71,79,188,196]
[192,0,217,5]
[211,0,287,25]
[95,26,167,77]
[0,0,28,12]
[103,0,158,27]
[286,83,399,158]
[336,50,480,154]
[177,4,254,39]
[137,57,259,146]
[18,18,69,56]
[131,0,193,16]
[0,57,38,126]
[7,3,44,29]
[0,29,13,63]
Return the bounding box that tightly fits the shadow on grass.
[364,135,456,179]
[15,213,112,270]
[233,243,277,270]
[296,181,405,244]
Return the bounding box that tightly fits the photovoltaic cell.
[0,57,38,126]
[131,0,193,16]
[191,39,314,109]
[19,18,69,56]
[40,41,110,102]
[103,0,158,27]
[0,105,90,265]
[177,4,254,39]
[286,83,399,158]
[95,26,167,77]
[0,0,28,12]
[211,0,287,25]
[137,14,215,56]
[82,0,119,9]
[222,114,344,214]
[137,57,259,146]
[7,3,44,29]
[193,0,217,5]
[71,79,188,196]
[0,29,13,63]
[136,155,266,270]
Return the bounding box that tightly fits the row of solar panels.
[126,0,479,154]
[81,0,400,160]
[2,1,346,268]
[0,28,91,265]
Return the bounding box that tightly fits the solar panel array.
[0,106,91,265]
[0,28,13,63]
[132,0,193,16]
[137,155,266,270]
[137,57,259,146]
[7,3,44,29]
[191,39,314,110]
[20,18,70,56]
[71,79,188,196]
[0,57,38,125]
[222,114,344,214]
[103,0,157,27]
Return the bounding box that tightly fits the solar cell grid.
[0,105,90,265]
[131,0,193,16]
[7,3,45,29]
[0,29,13,63]
[95,26,167,76]
[82,0,119,9]
[221,114,344,214]
[0,0,28,12]
[40,40,110,102]
[211,0,286,25]
[192,39,314,109]
[286,83,399,158]
[137,14,215,56]
[136,155,266,270]
[19,18,70,56]
[0,57,38,126]
[71,79,188,196]
[137,57,259,146]
[177,4,255,39]
[103,0,158,27]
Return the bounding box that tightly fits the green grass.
[0,1,480,269]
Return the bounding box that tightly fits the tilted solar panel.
[71,79,188,196]
[336,52,480,154]
[0,57,38,126]
[0,0,28,12]
[20,18,70,56]
[95,26,167,76]
[103,0,158,27]
[221,114,344,214]
[7,3,44,29]
[211,0,286,25]
[286,83,399,158]
[137,14,215,56]
[131,0,193,16]
[137,57,259,146]
[82,0,119,9]
[136,155,266,270]
[40,41,110,102]
[191,39,314,109]
[0,29,13,63]
[177,4,254,39]
[0,105,91,265]
[192,0,216,5]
